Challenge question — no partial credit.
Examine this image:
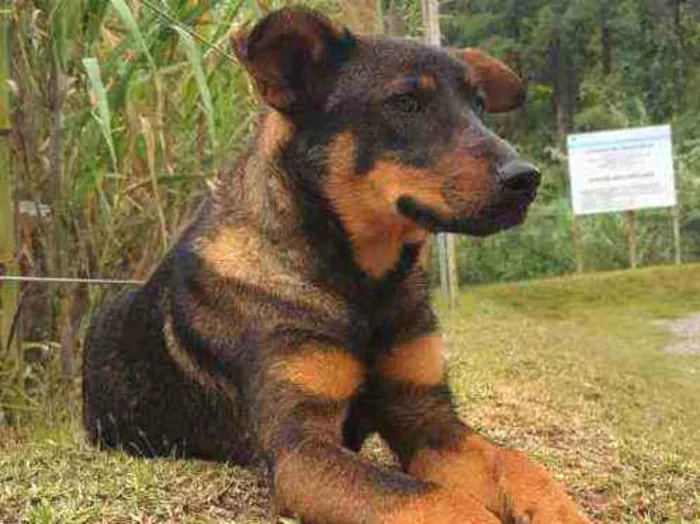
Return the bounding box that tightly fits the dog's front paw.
[407,434,591,524]
[383,490,501,524]
[500,450,592,524]
[509,491,591,524]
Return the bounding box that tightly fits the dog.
[82,7,591,523]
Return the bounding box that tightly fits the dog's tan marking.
[409,432,591,523]
[324,132,498,276]
[198,225,269,282]
[196,225,338,307]
[432,148,494,216]
[257,111,293,158]
[324,133,435,277]
[273,445,500,524]
[418,73,437,91]
[163,317,237,403]
[379,336,444,386]
[367,159,453,215]
[409,433,498,510]
[383,489,500,524]
[271,347,365,400]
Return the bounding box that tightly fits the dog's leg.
[375,335,592,524]
[257,345,500,523]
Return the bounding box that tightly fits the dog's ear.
[460,48,525,113]
[231,8,357,115]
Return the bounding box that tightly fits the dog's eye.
[473,90,487,117]
[386,93,425,114]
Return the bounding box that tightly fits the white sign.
[567,125,676,216]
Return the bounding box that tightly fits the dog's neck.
[214,112,298,238]
[212,111,426,293]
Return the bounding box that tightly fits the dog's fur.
[82,7,590,523]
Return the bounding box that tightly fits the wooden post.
[421,0,441,45]
[0,0,18,357]
[571,214,584,273]
[437,234,449,299]
[341,0,383,35]
[672,205,682,265]
[385,0,406,37]
[446,234,459,309]
[421,0,459,309]
[627,210,637,269]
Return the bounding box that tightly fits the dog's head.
[232,7,539,272]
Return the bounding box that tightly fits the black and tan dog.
[82,7,591,523]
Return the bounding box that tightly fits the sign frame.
[567,125,676,217]
[566,124,681,270]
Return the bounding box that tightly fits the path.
[659,313,700,355]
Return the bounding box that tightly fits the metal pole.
[446,234,458,309]
[421,0,441,46]
[437,235,449,299]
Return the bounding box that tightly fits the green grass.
[3,264,700,523]
[442,264,700,523]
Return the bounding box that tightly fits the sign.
[567,125,676,216]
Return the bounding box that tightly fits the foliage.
[438,0,700,285]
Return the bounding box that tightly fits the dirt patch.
[658,313,700,355]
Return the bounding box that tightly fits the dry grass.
[0,425,275,524]
[2,264,700,523]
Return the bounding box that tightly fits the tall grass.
[10,0,264,325]
[1,0,343,423]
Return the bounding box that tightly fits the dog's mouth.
[397,193,536,237]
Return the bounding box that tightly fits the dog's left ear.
[459,48,526,113]
[231,8,357,115]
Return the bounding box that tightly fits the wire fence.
[0,276,145,286]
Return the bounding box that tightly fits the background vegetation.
[1,1,700,521]
[439,0,700,283]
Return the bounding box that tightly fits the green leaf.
[171,25,217,148]
[108,0,155,68]
[83,57,118,172]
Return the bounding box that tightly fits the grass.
[0,426,273,523]
[442,263,700,523]
[2,264,700,522]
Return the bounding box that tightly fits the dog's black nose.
[498,160,541,193]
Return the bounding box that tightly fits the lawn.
[2,264,700,523]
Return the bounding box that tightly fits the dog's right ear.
[460,48,526,113]
[231,8,357,116]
